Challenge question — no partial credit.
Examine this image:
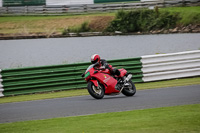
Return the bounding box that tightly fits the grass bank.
[0,77,199,104]
[0,13,115,34]
[160,6,200,26]
[0,6,199,36]
[0,104,199,133]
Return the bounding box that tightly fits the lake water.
[0,33,200,69]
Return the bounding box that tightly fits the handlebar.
[94,67,105,71]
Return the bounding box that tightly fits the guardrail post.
[84,5,87,12]
[43,5,46,13]
[6,6,8,14]
[0,69,4,97]
[121,2,124,10]
[161,0,165,7]
[62,5,68,13]
[102,4,107,12]
[182,0,186,6]
[25,6,28,14]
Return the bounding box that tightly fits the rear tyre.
[87,81,105,99]
[122,80,136,96]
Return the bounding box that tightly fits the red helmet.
[91,54,100,64]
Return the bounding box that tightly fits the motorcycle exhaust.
[124,74,132,82]
[119,74,133,93]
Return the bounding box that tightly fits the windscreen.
[85,64,95,73]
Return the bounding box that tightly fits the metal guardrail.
[0,0,199,14]
[0,50,199,97]
[0,57,142,97]
[141,50,200,82]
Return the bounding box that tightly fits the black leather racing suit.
[99,59,120,76]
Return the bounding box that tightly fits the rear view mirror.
[81,73,85,78]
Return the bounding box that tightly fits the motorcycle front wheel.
[122,80,136,96]
[87,81,105,99]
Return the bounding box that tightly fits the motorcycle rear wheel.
[122,80,136,96]
[87,81,105,99]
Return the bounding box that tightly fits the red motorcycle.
[82,63,136,99]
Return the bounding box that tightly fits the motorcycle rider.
[91,54,120,77]
[90,54,133,91]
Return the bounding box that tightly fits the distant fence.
[0,50,200,97]
[1,0,94,7]
[0,0,199,14]
[0,0,139,7]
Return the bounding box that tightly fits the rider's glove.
[101,66,106,69]
[105,63,110,69]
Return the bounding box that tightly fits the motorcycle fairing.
[92,73,119,94]
[90,80,98,87]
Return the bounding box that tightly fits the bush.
[106,8,179,33]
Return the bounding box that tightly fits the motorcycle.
[82,63,136,99]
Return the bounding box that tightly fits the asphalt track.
[0,85,200,123]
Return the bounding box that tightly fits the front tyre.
[122,80,136,96]
[87,81,105,99]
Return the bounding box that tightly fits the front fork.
[90,80,104,91]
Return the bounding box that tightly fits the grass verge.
[160,6,200,26]
[0,104,199,133]
[0,77,199,104]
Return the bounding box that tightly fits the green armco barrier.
[2,0,140,7]
[3,0,45,7]
[94,0,139,3]
[1,57,143,96]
